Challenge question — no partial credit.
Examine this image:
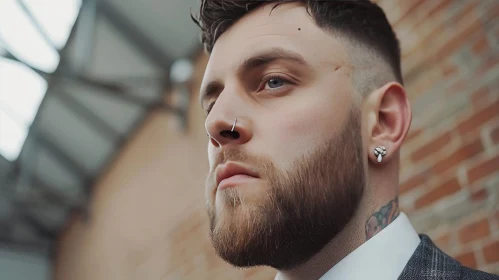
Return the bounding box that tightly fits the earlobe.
[367,82,412,164]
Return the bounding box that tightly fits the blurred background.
[0,0,497,279]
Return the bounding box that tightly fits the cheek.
[257,108,332,170]
[255,90,351,170]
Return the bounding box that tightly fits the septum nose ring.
[231,117,237,132]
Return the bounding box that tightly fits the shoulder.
[399,235,499,280]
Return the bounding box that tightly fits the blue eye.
[259,74,293,92]
[264,77,287,90]
[267,78,284,88]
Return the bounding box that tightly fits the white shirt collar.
[319,212,421,280]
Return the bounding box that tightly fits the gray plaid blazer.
[398,235,499,280]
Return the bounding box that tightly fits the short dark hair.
[192,0,403,86]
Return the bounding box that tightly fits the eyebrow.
[199,47,309,107]
[239,47,308,75]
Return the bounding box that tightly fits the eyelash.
[205,74,292,115]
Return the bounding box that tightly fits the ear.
[365,82,412,164]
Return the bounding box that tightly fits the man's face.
[200,3,366,269]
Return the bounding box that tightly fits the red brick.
[483,240,499,264]
[400,172,428,195]
[434,232,452,251]
[457,99,499,136]
[491,126,499,144]
[471,87,490,108]
[391,0,427,27]
[402,25,437,61]
[485,2,499,20]
[472,35,489,55]
[448,80,467,95]
[434,5,480,59]
[441,62,457,77]
[426,0,453,18]
[411,132,452,162]
[458,218,491,244]
[432,139,484,174]
[402,0,456,57]
[476,55,499,76]
[405,2,481,77]
[407,68,442,97]
[468,154,499,184]
[470,188,488,202]
[414,178,461,209]
[455,250,478,269]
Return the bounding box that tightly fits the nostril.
[220,130,240,139]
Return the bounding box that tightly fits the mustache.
[207,148,250,187]
[210,147,250,173]
[208,147,274,181]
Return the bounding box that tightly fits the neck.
[274,195,400,280]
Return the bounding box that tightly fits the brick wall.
[55,0,499,279]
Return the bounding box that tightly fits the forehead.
[202,2,349,85]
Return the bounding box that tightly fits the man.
[193,1,498,279]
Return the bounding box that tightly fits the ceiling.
[106,0,202,59]
[0,0,202,252]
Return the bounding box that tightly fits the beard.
[205,109,365,270]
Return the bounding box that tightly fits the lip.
[215,162,259,190]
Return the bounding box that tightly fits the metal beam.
[71,0,97,73]
[19,211,59,240]
[13,175,82,239]
[0,237,51,255]
[28,175,85,209]
[56,90,123,141]
[97,0,172,70]
[70,74,142,104]
[66,74,184,116]
[35,131,90,180]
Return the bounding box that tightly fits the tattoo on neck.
[365,197,400,240]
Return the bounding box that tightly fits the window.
[0,0,81,161]
[21,0,83,50]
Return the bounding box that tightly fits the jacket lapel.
[398,235,461,280]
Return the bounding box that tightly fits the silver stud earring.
[374,146,387,163]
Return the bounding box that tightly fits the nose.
[205,115,252,147]
[204,84,253,147]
